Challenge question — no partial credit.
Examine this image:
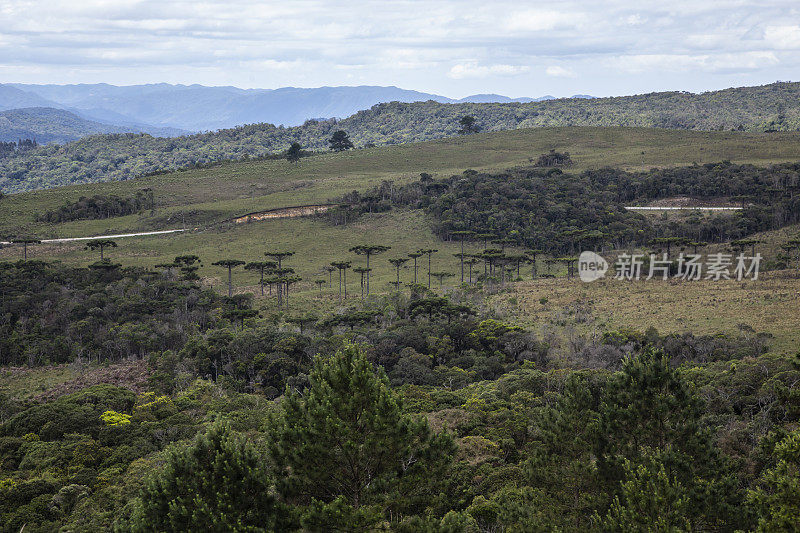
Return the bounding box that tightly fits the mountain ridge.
[5,83,589,131]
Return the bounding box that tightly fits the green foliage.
[124,420,279,532]
[596,348,741,529]
[329,129,354,152]
[268,343,455,522]
[748,429,800,532]
[0,260,232,366]
[526,373,602,529]
[36,189,154,223]
[597,453,692,532]
[100,410,132,427]
[1,385,136,440]
[343,162,800,255]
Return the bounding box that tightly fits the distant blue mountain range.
[0,83,594,135]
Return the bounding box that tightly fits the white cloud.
[448,62,530,79]
[0,0,798,94]
[505,9,585,32]
[764,25,800,49]
[608,51,780,73]
[545,65,576,78]
[625,14,646,26]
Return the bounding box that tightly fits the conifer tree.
[352,266,371,300]
[212,259,245,297]
[12,237,41,260]
[349,244,390,295]
[597,348,735,528]
[128,420,281,532]
[388,257,409,290]
[408,251,423,284]
[451,230,475,283]
[416,248,438,288]
[331,261,351,301]
[748,429,800,531]
[267,344,454,522]
[245,260,276,296]
[85,239,117,261]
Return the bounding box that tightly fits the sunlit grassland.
[2,125,800,349]
[0,210,472,302]
[492,272,800,355]
[4,126,800,239]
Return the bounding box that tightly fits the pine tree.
[748,429,800,532]
[596,347,737,528]
[267,343,454,521]
[127,420,281,532]
[526,373,601,530]
[597,452,692,532]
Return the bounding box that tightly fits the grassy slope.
[4,126,800,239]
[2,126,800,356]
[496,272,800,355]
[0,126,798,369]
[3,126,800,286]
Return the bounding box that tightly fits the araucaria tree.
[430,271,454,289]
[266,251,295,301]
[388,258,409,290]
[451,230,475,283]
[267,344,454,528]
[245,260,276,296]
[331,261,351,301]
[127,420,281,531]
[12,237,41,260]
[328,130,354,152]
[85,239,117,261]
[417,248,438,288]
[408,251,423,284]
[212,259,245,297]
[349,245,390,295]
[352,267,371,300]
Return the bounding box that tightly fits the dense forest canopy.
[331,161,800,254]
[2,81,800,193]
[1,255,798,531]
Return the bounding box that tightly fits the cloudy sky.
[1,0,799,97]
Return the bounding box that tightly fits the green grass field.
[3,125,800,341]
[494,271,800,355]
[4,126,800,240]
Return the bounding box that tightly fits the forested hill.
[0,107,187,145]
[2,81,800,193]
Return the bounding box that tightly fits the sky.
[1,0,799,98]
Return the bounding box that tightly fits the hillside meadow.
[3,126,800,240]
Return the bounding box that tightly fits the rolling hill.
[0,107,186,144]
[1,81,799,194]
